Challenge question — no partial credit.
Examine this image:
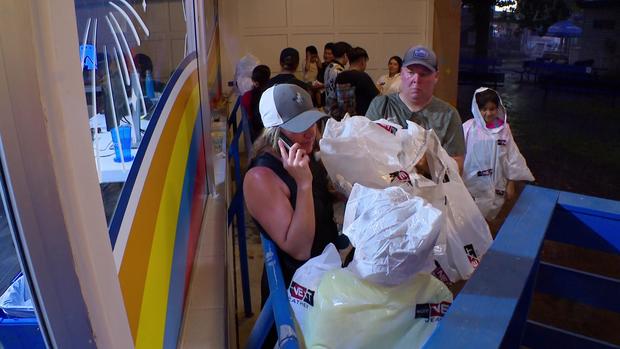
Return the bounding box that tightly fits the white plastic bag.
[234,54,259,95]
[319,116,422,191]
[321,116,492,283]
[403,124,493,283]
[288,244,342,339]
[305,269,453,349]
[343,184,442,286]
[0,274,34,318]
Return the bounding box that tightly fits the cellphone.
[279,133,294,151]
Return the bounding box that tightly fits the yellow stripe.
[119,70,198,340]
[135,84,201,348]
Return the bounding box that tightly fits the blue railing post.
[261,236,299,349]
[245,296,275,349]
[227,96,252,317]
[501,254,540,349]
[227,97,241,134]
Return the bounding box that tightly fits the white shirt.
[376,73,402,95]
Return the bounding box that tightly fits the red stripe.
[184,131,207,297]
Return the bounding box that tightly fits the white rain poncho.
[463,87,534,220]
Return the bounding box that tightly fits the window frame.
[0,0,134,347]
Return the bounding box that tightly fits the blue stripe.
[109,53,197,247]
[162,111,202,349]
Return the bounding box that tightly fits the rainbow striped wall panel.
[108,53,208,349]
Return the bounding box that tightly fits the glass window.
[73,0,195,223]
[0,163,46,348]
[71,3,214,345]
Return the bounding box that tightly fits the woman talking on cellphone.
[244,84,348,345]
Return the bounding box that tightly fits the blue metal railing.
[245,234,299,349]
[237,158,619,348]
[227,96,252,317]
[244,185,619,348]
[424,185,620,349]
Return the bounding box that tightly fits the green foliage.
[496,0,517,9]
[514,0,572,34]
[462,0,516,7]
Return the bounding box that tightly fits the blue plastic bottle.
[145,69,155,98]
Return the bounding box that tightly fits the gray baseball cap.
[259,84,328,133]
[402,45,437,72]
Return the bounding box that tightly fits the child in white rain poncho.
[462,87,534,220]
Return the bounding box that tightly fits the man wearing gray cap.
[366,45,465,172]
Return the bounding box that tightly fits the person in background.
[315,42,335,107]
[264,47,309,93]
[365,45,465,173]
[240,64,271,142]
[323,43,335,65]
[133,53,165,94]
[376,56,403,95]
[324,41,352,117]
[334,47,379,117]
[303,45,321,83]
[133,53,153,81]
[303,45,322,106]
[462,87,534,220]
[317,42,335,86]
[244,84,348,348]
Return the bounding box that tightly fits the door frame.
[0,0,133,347]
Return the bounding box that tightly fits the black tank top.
[250,152,339,303]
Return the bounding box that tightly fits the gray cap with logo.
[259,84,328,133]
[402,45,437,72]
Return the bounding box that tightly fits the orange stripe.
[135,85,201,348]
[118,70,198,340]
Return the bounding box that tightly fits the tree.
[463,0,517,59]
[462,0,573,59]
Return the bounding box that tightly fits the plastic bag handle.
[342,185,362,232]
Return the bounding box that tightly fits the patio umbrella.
[546,20,583,59]
[546,20,583,38]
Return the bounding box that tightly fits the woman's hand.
[279,140,313,189]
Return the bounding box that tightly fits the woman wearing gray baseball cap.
[244,84,349,346]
